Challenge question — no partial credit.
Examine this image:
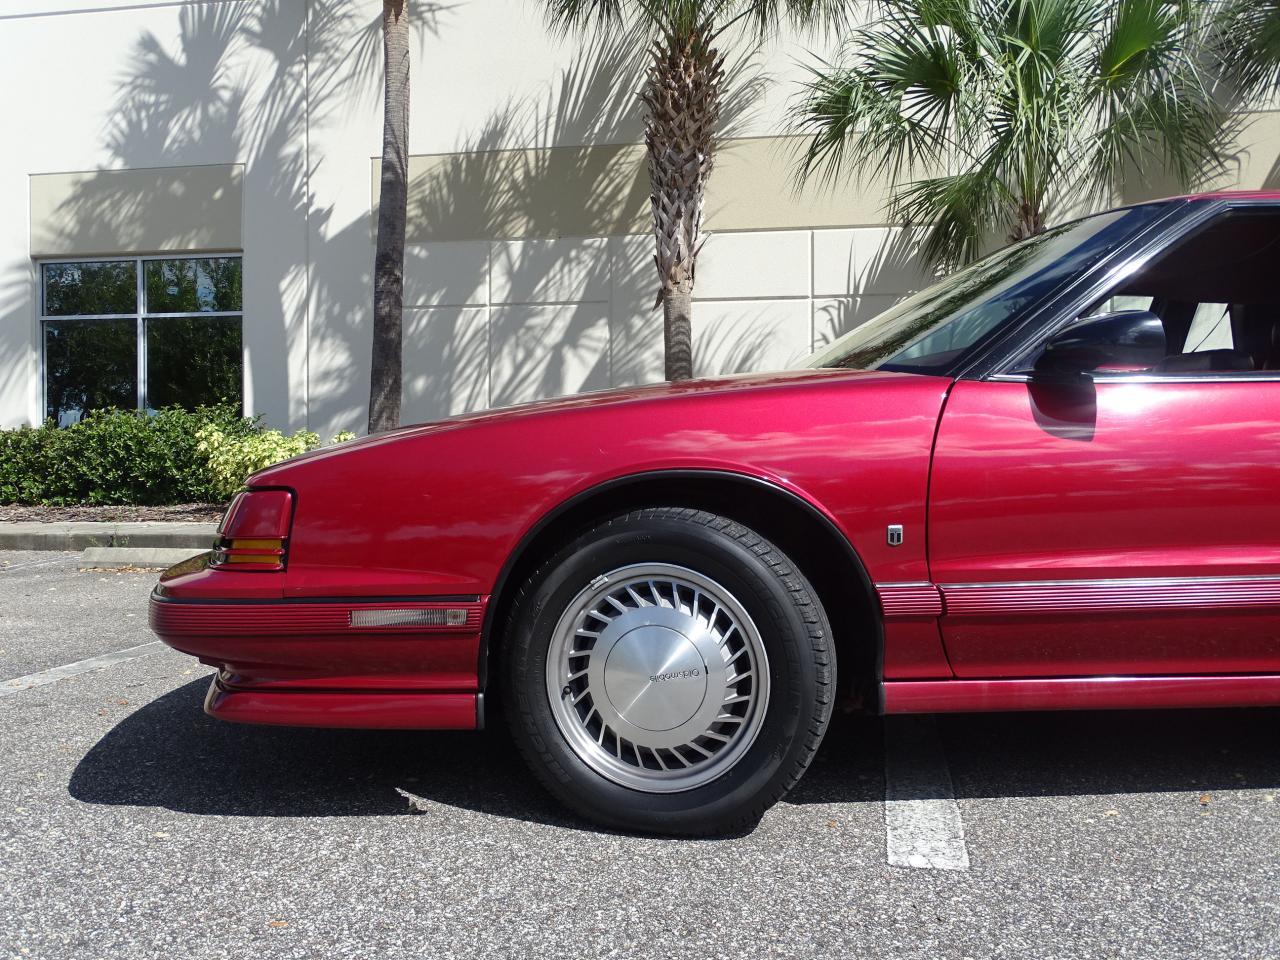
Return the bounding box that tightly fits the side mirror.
[1033,309,1166,378]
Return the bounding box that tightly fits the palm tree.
[543,1,845,380]
[795,0,1228,269]
[1215,1,1280,98]
[369,0,410,433]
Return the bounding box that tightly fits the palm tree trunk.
[1008,199,1046,244]
[369,0,409,434]
[662,279,694,377]
[642,22,724,382]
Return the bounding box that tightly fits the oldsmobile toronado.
[152,192,1280,834]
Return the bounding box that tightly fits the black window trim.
[950,198,1192,381]
[972,197,1280,384]
[38,252,245,423]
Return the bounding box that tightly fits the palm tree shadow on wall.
[296,18,670,427]
[399,29,770,420]
[1261,142,1280,191]
[812,228,939,351]
[29,2,255,424]
[0,267,40,423]
[41,3,774,433]
[690,311,777,375]
[40,0,445,434]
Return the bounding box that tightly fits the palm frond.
[1214,0,1280,97]
[1087,0,1228,196]
[542,0,625,34]
[546,0,845,41]
[733,0,852,38]
[797,0,1233,267]
[793,7,969,190]
[889,165,1014,268]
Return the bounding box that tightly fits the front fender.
[264,373,949,600]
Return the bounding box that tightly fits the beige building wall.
[29,165,245,259]
[0,0,313,432]
[375,136,936,424]
[3,0,1280,436]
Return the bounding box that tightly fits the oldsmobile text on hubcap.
[545,563,770,792]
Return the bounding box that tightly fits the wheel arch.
[480,469,882,708]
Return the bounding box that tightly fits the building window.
[40,256,243,425]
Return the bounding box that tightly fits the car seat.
[1231,304,1280,371]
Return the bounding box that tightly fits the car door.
[927,205,1280,678]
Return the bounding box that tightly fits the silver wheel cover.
[545,563,771,793]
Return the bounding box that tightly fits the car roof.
[1161,189,1280,203]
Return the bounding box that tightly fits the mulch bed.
[0,503,227,523]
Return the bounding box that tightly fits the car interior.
[1034,208,1280,375]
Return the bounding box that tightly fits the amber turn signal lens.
[220,538,287,565]
[228,539,284,551]
[213,537,287,568]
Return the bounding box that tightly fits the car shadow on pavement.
[67,679,885,829]
[68,678,570,823]
[68,679,1280,825]
[936,707,1280,800]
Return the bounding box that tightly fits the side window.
[1015,209,1280,376]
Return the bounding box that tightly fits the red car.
[151,193,1280,834]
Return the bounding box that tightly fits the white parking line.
[0,555,75,574]
[883,715,971,871]
[0,641,164,697]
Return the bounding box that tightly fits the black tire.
[502,507,835,835]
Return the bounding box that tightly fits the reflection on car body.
[151,191,1280,834]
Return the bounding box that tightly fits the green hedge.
[197,423,354,500]
[0,406,351,506]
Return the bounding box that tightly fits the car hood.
[251,367,907,480]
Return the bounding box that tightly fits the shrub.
[0,406,349,506]
[196,425,312,501]
[197,425,357,500]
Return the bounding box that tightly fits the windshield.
[803,203,1171,374]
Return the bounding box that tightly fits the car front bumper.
[149,585,488,730]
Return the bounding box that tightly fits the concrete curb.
[79,547,207,570]
[0,521,218,552]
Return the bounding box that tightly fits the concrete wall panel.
[404,242,489,308]
[695,231,811,300]
[692,300,813,376]
[812,227,934,298]
[402,306,489,424]
[812,296,900,352]
[30,165,243,258]
[490,303,610,406]
[490,238,611,305]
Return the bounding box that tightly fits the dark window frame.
[38,253,244,424]
[983,198,1280,384]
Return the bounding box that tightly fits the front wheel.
[502,507,834,835]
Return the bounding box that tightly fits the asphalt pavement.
[1,550,1277,959]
